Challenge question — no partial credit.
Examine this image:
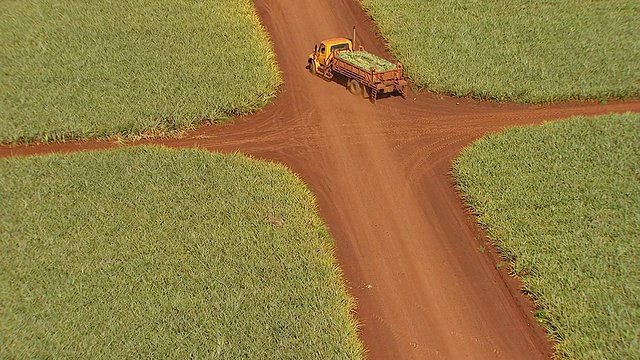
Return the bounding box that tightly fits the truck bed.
[325,48,407,102]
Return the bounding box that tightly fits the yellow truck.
[308,32,407,102]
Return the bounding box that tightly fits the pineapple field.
[360,0,640,102]
[453,113,640,359]
[0,0,281,144]
[0,147,363,359]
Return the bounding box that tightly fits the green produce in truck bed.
[336,51,398,72]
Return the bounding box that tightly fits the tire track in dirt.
[2,0,640,358]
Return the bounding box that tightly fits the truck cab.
[308,37,352,74]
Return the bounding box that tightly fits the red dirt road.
[2,0,639,358]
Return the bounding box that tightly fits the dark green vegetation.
[360,0,640,102]
[452,113,640,359]
[0,0,281,144]
[0,147,363,359]
[336,51,397,72]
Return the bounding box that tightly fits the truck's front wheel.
[347,79,362,96]
[308,60,317,75]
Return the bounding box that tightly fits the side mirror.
[314,44,318,52]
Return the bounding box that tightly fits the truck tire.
[348,79,362,96]
[309,60,317,75]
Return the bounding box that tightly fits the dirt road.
[2,0,639,358]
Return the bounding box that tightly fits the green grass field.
[452,113,640,359]
[0,0,281,144]
[0,147,363,359]
[360,0,640,102]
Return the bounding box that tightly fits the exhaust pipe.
[353,26,356,49]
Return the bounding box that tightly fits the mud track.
[2,0,639,358]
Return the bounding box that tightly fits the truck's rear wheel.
[348,79,362,96]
